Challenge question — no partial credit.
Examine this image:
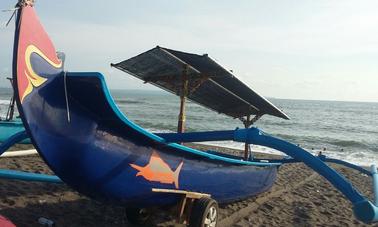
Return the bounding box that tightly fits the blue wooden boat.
[12,0,279,206]
[10,1,378,225]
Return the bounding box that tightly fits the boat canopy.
[111,46,289,120]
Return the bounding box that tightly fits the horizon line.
[0,86,377,104]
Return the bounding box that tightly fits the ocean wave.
[262,133,377,154]
[0,100,10,105]
[329,139,371,149]
[199,141,377,166]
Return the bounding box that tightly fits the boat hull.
[20,73,278,207]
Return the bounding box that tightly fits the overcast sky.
[1,0,377,102]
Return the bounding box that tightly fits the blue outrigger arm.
[0,169,62,183]
[158,127,378,223]
[0,130,62,184]
[0,130,28,155]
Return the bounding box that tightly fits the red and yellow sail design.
[16,5,63,103]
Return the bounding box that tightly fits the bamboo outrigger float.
[5,0,378,226]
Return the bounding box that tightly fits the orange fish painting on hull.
[130,151,184,189]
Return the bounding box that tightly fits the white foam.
[0,99,10,105]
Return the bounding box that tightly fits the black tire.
[189,197,218,227]
[125,208,151,226]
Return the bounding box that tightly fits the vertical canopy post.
[243,115,251,160]
[5,78,16,121]
[177,64,189,134]
[241,114,262,160]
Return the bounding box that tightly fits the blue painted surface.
[353,200,378,223]
[372,165,378,206]
[0,169,62,183]
[0,119,30,144]
[0,130,28,155]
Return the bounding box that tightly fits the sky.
[0,0,378,102]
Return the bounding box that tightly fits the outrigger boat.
[7,0,378,226]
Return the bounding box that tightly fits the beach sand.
[0,144,376,227]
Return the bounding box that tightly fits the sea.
[1,88,377,166]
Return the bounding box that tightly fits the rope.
[2,7,18,28]
[63,71,71,123]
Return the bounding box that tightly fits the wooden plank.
[152,188,210,199]
[177,196,187,223]
[1,149,38,157]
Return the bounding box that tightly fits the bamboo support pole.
[177,65,189,134]
[244,115,251,160]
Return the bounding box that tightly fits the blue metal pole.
[0,169,62,183]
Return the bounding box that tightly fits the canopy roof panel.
[111,46,289,120]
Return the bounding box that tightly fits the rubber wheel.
[189,197,218,227]
[125,208,151,225]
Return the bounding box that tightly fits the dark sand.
[0,144,377,227]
